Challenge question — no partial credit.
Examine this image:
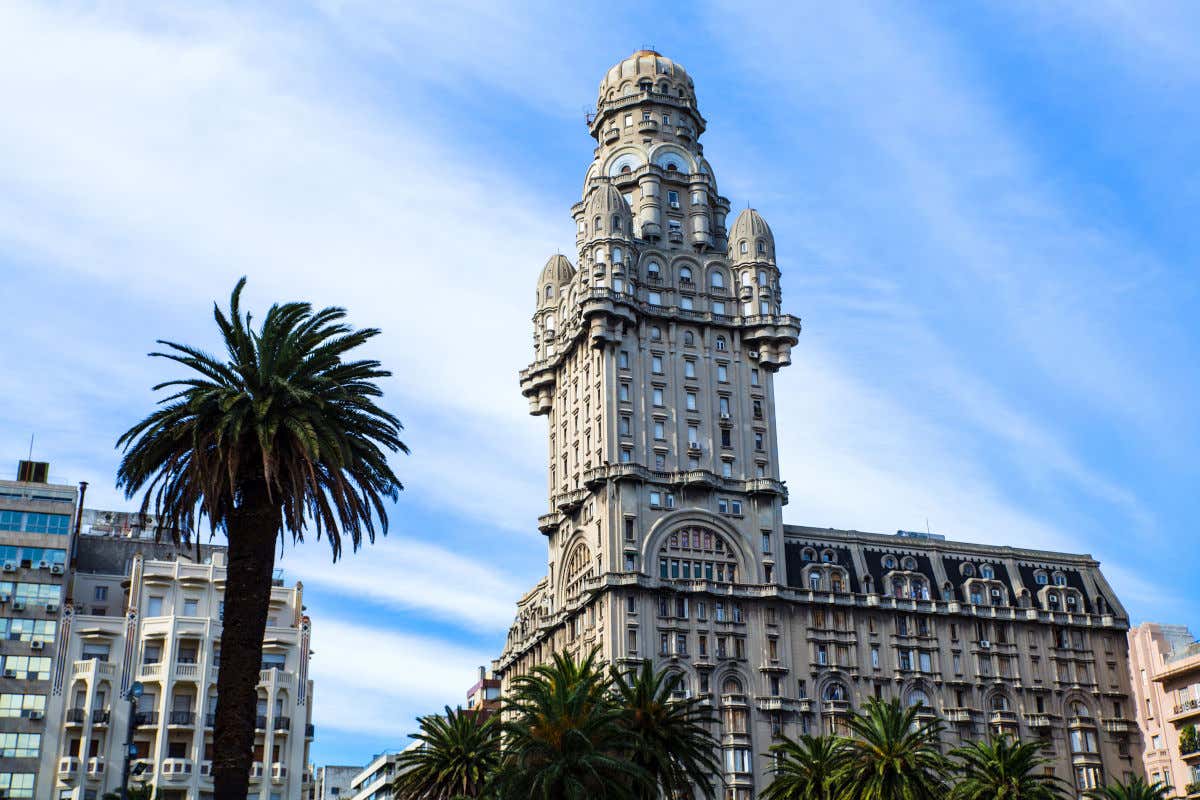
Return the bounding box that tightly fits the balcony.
[131,759,155,776]
[65,707,87,725]
[205,712,216,728]
[305,723,315,739]
[823,700,851,715]
[637,118,659,134]
[168,710,196,726]
[273,715,291,731]
[174,662,201,680]
[259,668,294,687]
[200,760,213,777]
[92,708,110,725]
[160,758,193,780]
[134,711,159,727]
[945,707,974,724]
[138,661,164,681]
[73,659,116,679]
[250,762,265,782]
[271,763,288,782]
[1024,713,1052,729]
[1102,718,1134,735]
[85,757,105,779]
[1172,698,1200,723]
[990,710,1019,729]
[603,127,620,144]
[58,757,81,780]
[255,714,267,730]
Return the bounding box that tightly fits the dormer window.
[544,285,553,299]
[739,240,748,254]
[1053,573,1067,586]
[883,555,897,570]
[594,215,602,231]
[757,240,766,255]
[980,565,995,579]
[612,215,622,232]
[1035,571,1048,585]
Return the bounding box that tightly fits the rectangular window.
[648,291,662,305]
[720,428,732,448]
[146,596,164,616]
[722,461,733,478]
[761,532,771,552]
[816,645,827,665]
[667,190,680,208]
[624,114,633,127]
[651,355,663,373]
[618,350,629,369]
[687,425,699,445]
[752,400,763,419]
[681,295,694,310]
[619,416,631,436]
[871,647,880,668]
[660,634,669,655]
[686,392,697,411]
[919,652,932,672]
[654,421,666,439]
[684,360,696,378]
[754,431,764,450]
[717,364,728,382]
[183,599,199,616]
[712,300,726,315]
[94,586,108,601]
[620,449,632,463]
[719,396,730,415]
[619,383,630,402]
[751,369,760,386]
[653,388,664,406]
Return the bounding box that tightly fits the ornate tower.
[500,50,800,799]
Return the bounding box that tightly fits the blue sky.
[1,0,1198,768]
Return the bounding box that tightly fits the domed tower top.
[581,181,633,242]
[597,49,697,107]
[536,254,575,309]
[728,207,775,264]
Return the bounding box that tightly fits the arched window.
[902,556,917,571]
[802,548,816,563]
[612,215,622,232]
[911,578,927,600]
[883,555,897,570]
[612,247,623,263]
[666,162,678,172]
[907,689,930,708]
[594,215,602,232]
[679,266,693,283]
[563,543,594,601]
[658,527,737,583]
[545,314,555,332]
[831,572,845,593]
[1072,701,1091,719]
[1048,593,1060,610]
[961,563,975,578]
[991,695,1010,711]
[650,326,662,341]
[1035,571,1048,586]
[980,564,995,579]
[715,336,727,351]
[683,331,695,346]
[710,270,725,289]
[739,240,748,254]
[809,572,821,591]
[824,683,846,701]
[722,676,744,695]
[544,285,553,299]
[647,261,661,280]
[757,240,766,255]
[821,550,835,563]
[741,270,753,287]
[1053,573,1067,586]
[757,270,768,287]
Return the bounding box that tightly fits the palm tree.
[949,736,1067,800]
[833,698,948,800]
[1085,775,1177,800]
[760,734,843,800]
[116,279,406,800]
[391,705,501,800]
[611,660,721,800]
[492,649,646,800]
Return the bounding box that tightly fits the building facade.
[493,49,1141,798]
[0,461,81,800]
[1128,622,1200,796]
[346,748,410,800]
[309,764,360,800]
[42,523,314,799]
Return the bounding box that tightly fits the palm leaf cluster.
[392,650,719,800]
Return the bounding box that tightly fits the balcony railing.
[255,715,267,730]
[305,723,315,738]
[66,707,87,724]
[168,710,196,726]
[134,711,159,726]
[92,708,110,725]
[205,712,216,727]
[273,716,291,731]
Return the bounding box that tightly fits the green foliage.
[1085,775,1177,800]
[116,277,408,555]
[948,735,1067,800]
[1180,723,1198,754]
[832,697,949,800]
[760,734,844,800]
[392,705,501,800]
[102,784,154,800]
[611,659,722,800]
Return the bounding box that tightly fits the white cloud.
[283,533,528,632]
[308,617,495,737]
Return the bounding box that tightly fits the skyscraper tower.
[499,50,800,798]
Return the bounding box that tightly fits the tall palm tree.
[760,734,843,800]
[949,736,1067,800]
[1085,776,1177,800]
[493,649,646,800]
[391,705,501,800]
[611,660,722,800]
[116,279,406,800]
[833,698,949,800]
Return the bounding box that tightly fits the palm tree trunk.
[213,480,281,800]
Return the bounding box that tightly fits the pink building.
[1128,622,1200,796]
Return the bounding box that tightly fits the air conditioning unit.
[670,201,680,209]
[0,594,8,603]
[11,601,24,612]
[748,350,760,359]
[3,670,16,678]
[28,711,43,720]
[980,640,992,650]
[46,603,59,613]
[687,442,701,452]
[38,560,50,570]
[2,562,15,572]
[50,564,64,575]
[720,412,731,420]
[30,640,44,650]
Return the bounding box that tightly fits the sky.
[1,0,1198,768]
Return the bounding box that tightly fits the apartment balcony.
[637,118,659,134]
[1180,746,1200,764]
[205,712,216,728]
[160,758,194,780]
[1102,717,1134,735]
[131,759,155,777]
[603,127,620,144]
[174,661,202,680]
[85,757,105,780]
[305,723,315,739]
[255,714,268,730]
[1171,698,1200,723]
[138,661,164,681]
[1024,713,1053,730]
[134,711,159,727]
[168,710,196,727]
[721,693,749,707]
[990,710,1019,730]
[199,760,214,780]
[271,763,288,783]
[259,668,294,688]
[72,659,116,680]
[273,715,291,732]
[92,708,110,726]
[58,756,81,781]
[945,707,975,724]
[65,707,87,725]
[250,762,265,782]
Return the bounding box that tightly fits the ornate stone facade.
[494,50,1140,798]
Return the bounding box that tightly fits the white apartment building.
[43,529,314,800]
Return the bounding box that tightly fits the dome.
[598,49,696,105]
[536,254,575,307]
[582,182,632,240]
[728,208,775,263]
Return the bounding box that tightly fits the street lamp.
[119,681,144,800]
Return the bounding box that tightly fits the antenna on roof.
[27,433,34,461]
[926,518,932,535]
